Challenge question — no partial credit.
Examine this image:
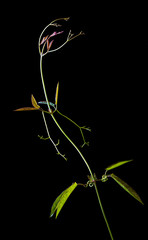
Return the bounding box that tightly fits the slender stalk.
[42,41,68,57]
[40,54,52,113]
[94,183,114,239]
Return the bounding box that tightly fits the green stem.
[40,56,114,240]
[39,20,114,239]
[52,114,92,173]
[94,183,114,239]
[52,114,114,239]
[56,110,90,147]
[40,54,52,113]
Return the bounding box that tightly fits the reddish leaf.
[40,35,49,45]
[47,39,54,51]
[40,31,64,46]
[49,31,64,38]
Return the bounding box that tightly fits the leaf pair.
[14,95,41,112]
[105,160,144,205]
[50,182,77,219]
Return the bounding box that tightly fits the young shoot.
[14,17,144,240]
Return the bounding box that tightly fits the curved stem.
[38,17,70,55]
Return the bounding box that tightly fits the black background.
[3,2,147,239]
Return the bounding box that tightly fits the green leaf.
[50,182,78,218]
[55,82,59,106]
[105,160,133,172]
[111,173,144,205]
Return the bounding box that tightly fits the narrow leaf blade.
[49,31,64,38]
[50,182,78,218]
[47,39,54,51]
[55,82,59,106]
[40,35,49,45]
[106,160,133,171]
[50,191,65,218]
[56,182,77,218]
[31,95,40,109]
[14,107,37,111]
[111,174,144,205]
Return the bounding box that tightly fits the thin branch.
[38,17,70,55]
[56,110,91,147]
[41,111,67,160]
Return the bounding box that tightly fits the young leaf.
[55,82,59,106]
[111,173,144,205]
[40,31,64,46]
[14,95,41,111]
[105,160,133,172]
[31,95,40,109]
[14,107,37,111]
[47,39,54,51]
[40,35,49,45]
[50,182,78,218]
[49,31,64,38]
